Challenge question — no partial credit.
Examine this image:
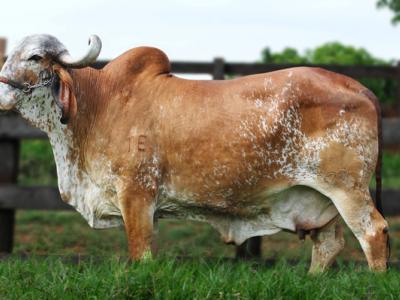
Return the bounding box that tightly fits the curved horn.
[57,35,102,68]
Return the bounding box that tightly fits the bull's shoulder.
[104,46,171,77]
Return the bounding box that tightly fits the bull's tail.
[373,93,391,263]
[361,89,383,214]
[375,106,383,216]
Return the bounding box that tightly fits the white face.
[0,35,66,110]
[0,35,66,130]
[0,59,36,111]
[0,34,101,128]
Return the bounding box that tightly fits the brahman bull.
[0,35,389,272]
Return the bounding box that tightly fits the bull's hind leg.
[309,216,344,273]
[325,188,388,271]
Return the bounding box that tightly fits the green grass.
[13,209,400,263]
[0,257,399,299]
[5,212,400,299]
[13,210,236,258]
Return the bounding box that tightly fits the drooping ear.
[53,64,77,124]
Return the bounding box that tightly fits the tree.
[261,42,387,65]
[261,47,308,64]
[377,0,400,24]
[307,42,386,65]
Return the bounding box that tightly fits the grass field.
[1,140,400,298]
[1,258,400,299]
[11,210,400,261]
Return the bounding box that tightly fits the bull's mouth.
[0,94,19,111]
[0,80,22,111]
[0,102,15,111]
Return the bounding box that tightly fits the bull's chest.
[49,131,123,228]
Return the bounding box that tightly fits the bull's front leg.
[119,186,156,261]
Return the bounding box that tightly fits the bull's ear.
[53,65,77,124]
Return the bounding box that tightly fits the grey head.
[0,34,101,125]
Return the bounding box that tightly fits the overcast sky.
[0,0,398,63]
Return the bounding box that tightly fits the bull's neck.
[69,68,105,146]
[48,68,106,198]
[17,67,106,178]
[61,68,107,171]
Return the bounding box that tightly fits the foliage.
[382,152,400,187]
[307,42,387,65]
[261,42,396,105]
[261,47,308,64]
[377,0,400,24]
[19,140,57,186]
[261,42,390,66]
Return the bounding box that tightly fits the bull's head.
[0,34,101,128]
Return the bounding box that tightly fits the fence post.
[212,57,225,80]
[235,236,262,259]
[0,38,18,254]
[0,139,19,253]
[211,57,262,259]
[396,61,400,115]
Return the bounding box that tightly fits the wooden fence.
[1,38,400,257]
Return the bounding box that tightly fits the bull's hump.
[105,46,171,77]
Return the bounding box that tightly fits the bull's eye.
[28,54,43,62]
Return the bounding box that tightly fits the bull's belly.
[156,185,338,245]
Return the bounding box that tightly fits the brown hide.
[53,46,387,267]
[67,47,377,205]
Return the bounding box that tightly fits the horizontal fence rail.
[3,55,398,78]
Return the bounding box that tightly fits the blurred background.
[1,0,400,261]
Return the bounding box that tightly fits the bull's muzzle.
[0,83,19,110]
